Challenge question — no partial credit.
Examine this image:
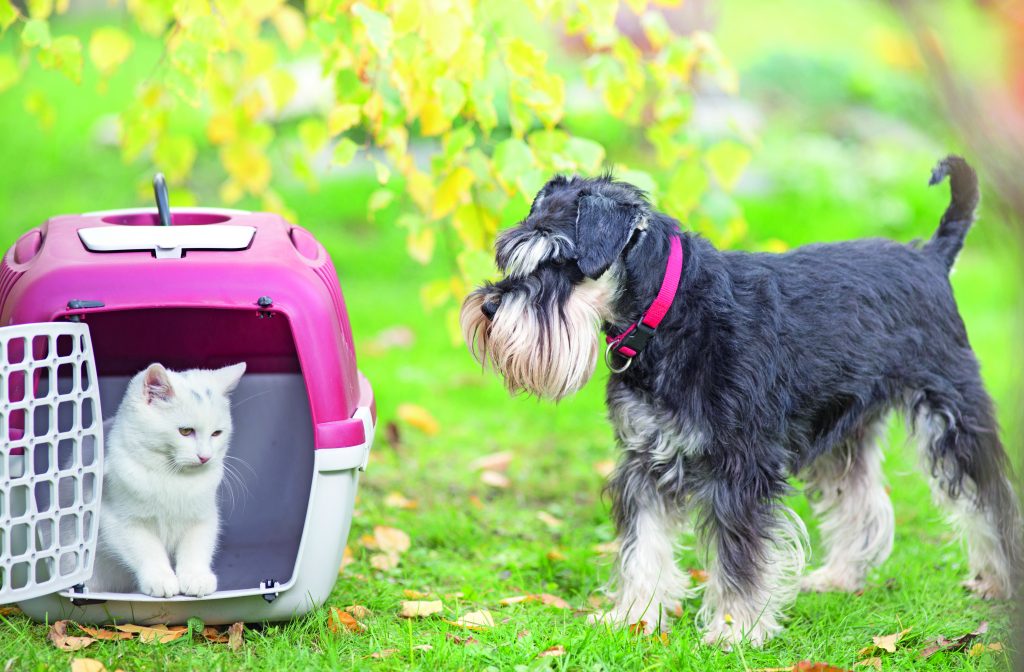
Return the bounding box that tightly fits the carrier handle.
[153,173,172,226]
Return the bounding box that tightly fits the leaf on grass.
[113,623,188,644]
[400,600,443,618]
[871,627,911,653]
[201,626,230,643]
[499,594,570,609]
[339,545,355,573]
[688,568,710,583]
[370,648,398,659]
[480,471,510,488]
[384,492,418,510]
[537,511,563,529]
[546,549,566,561]
[70,659,106,672]
[371,552,400,571]
[329,607,367,633]
[403,589,431,599]
[345,605,372,620]
[593,460,615,478]
[537,645,565,658]
[446,632,479,645]
[77,625,132,641]
[396,403,439,435]
[227,622,244,651]
[375,526,411,553]
[448,610,494,630]
[0,606,22,616]
[49,621,96,651]
[470,451,513,472]
[855,658,881,670]
[920,621,989,659]
[413,644,433,651]
[757,664,855,672]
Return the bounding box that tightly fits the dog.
[460,156,1022,647]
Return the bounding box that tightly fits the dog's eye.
[178,427,195,437]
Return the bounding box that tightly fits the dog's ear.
[575,193,642,279]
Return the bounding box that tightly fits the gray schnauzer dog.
[460,156,1021,647]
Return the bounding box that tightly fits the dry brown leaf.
[628,621,648,636]
[400,600,443,618]
[49,621,96,651]
[446,632,479,645]
[518,629,531,639]
[77,625,132,641]
[872,627,911,653]
[593,459,616,478]
[228,622,244,651]
[592,541,620,555]
[537,645,566,658]
[396,404,439,435]
[384,492,418,510]
[499,594,570,609]
[468,495,484,509]
[756,664,855,672]
[70,659,106,672]
[920,621,990,659]
[201,626,230,643]
[375,526,411,554]
[370,648,399,659]
[480,470,510,488]
[499,595,530,606]
[113,623,189,644]
[546,548,566,561]
[688,568,710,583]
[412,644,433,651]
[338,545,355,573]
[855,658,882,670]
[345,605,372,619]
[470,451,513,472]
[537,511,563,529]
[329,607,367,633]
[0,606,22,616]
[448,609,494,630]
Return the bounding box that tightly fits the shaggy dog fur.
[460,156,1021,647]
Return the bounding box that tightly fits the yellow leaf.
[384,492,418,509]
[370,552,400,571]
[451,203,496,252]
[207,111,236,145]
[328,103,361,135]
[222,143,271,194]
[537,511,562,529]
[502,36,547,78]
[370,649,399,659]
[480,471,510,488]
[406,169,434,212]
[855,658,882,670]
[431,167,475,219]
[592,541,620,555]
[345,605,372,619]
[470,451,513,472]
[70,659,106,672]
[374,526,411,554]
[113,623,189,644]
[271,5,306,51]
[400,600,443,618]
[419,95,450,137]
[872,627,911,653]
[448,610,494,630]
[154,134,197,184]
[48,621,96,651]
[88,27,133,76]
[329,606,367,633]
[396,403,439,435]
[0,53,20,92]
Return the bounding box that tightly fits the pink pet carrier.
[0,177,375,624]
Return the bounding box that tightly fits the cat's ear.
[215,362,246,395]
[143,363,174,404]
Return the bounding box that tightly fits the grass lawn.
[1,4,1022,672]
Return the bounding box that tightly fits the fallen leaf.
[499,593,570,609]
[448,609,494,630]
[688,568,710,583]
[920,621,989,659]
[628,621,648,636]
[537,511,563,529]
[593,541,620,555]
[446,632,479,645]
[412,644,433,651]
[374,526,411,554]
[371,552,400,571]
[0,606,22,616]
[855,658,882,670]
[385,492,418,510]
[201,626,230,643]
[518,629,531,639]
[338,545,355,573]
[470,451,514,472]
[370,648,399,659]
[468,495,484,509]
[396,403,439,435]
[480,470,510,488]
[113,623,188,644]
[593,459,615,478]
[76,625,132,641]
[329,607,367,633]
[227,622,244,651]
[659,632,670,645]
[872,627,911,653]
[546,548,566,561]
[537,645,566,658]
[794,664,855,672]
[48,621,96,651]
[403,589,431,599]
[70,659,106,672]
[345,605,372,619]
[400,600,443,618]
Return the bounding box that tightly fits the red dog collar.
[605,234,684,372]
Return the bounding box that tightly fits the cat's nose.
[198,455,210,464]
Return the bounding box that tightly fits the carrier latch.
[67,583,107,606]
[260,579,279,603]
[65,300,105,322]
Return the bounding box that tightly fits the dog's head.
[460,175,651,400]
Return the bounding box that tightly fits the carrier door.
[0,323,104,603]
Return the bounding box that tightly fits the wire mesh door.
[0,322,103,603]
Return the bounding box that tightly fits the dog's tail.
[924,155,980,271]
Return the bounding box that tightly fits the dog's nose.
[481,298,501,321]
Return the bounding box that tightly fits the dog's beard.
[461,279,610,400]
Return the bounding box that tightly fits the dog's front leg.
[590,450,693,634]
[696,472,807,649]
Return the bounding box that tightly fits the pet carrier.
[0,178,375,625]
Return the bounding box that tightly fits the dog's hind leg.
[801,418,895,593]
[913,382,1022,600]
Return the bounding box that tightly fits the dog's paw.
[177,567,218,597]
[800,566,863,593]
[138,567,179,598]
[963,574,1010,600]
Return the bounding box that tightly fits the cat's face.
[133,362,247,470]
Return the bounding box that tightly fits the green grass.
[1,3,1021,671]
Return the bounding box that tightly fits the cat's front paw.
[177,568,217,597]
[138,568,179,598]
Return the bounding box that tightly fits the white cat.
[87,362,246,598]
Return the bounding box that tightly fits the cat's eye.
[212,430,223,437]
[178,427,195,436]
